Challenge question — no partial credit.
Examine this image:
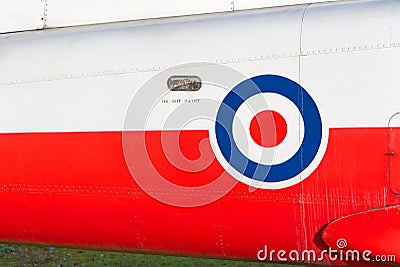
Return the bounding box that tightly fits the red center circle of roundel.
[249,110,287,148]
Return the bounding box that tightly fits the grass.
[0,244,302,267]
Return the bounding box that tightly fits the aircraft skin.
[0,0,400,266]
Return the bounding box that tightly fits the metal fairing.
[0,0,347,34]
[0,0,400,266]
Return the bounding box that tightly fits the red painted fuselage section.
[0,128,398,265]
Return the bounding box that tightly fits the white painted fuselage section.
[2,0,351,33]
[0,0,399,134]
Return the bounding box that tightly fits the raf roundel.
[213,74,326,189]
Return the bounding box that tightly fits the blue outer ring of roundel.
[215,74,322,183]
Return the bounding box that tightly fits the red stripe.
[0,129,397,263]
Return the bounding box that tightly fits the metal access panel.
[389,114,400,194]
[0,0,44,33]
[45,0,233,28]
